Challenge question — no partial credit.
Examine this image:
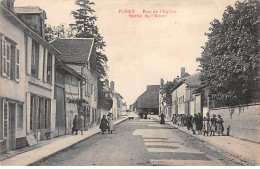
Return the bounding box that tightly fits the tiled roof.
[137,85,160,109]
[183,72,201,86]
[50,38,94,64]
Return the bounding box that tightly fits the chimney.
[110,81,115,91]
[181,67,185,77]
[4,0,15,11]
[14,6,47,38]
[105,79,109,88]
[160,78,164,87]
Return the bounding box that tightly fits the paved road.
[35,118,244,166]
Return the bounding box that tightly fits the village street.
[34,116,245,166]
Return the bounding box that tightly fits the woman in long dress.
[203,113,211,136]
[210,115,217,136]
[99,115,108,134]
[217,115,224,136]
[192,114,197,134]
[108,115,114,134]
[160,113,165,124]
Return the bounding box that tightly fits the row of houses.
[132,67,206,118]
[159,67,206,119]
[0,0,123,153]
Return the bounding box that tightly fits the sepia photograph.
[0,0,259,166]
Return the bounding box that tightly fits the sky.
[16,0,240,106]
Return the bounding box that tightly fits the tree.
[70,0,109,108]
[45,24,66,42]
[198,0,260,107]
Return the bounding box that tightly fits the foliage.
[198,0,260,107]
[45,24,65,42]
[161,82,175,107]
[70,0,109,109]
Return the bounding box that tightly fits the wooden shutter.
[3,100,8,139]
[16,49,20,81]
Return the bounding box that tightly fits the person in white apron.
[108,115,114,134]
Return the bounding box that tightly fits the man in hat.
[217,115,224,136]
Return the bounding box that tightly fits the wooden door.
[54,86,66,137]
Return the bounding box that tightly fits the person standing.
[72,115,79,135]
[99,115,108,134]
[160,113,165,124]
[108,115,114,134]
[210,115,217,136]
[217,115,224,136]
[192,114,197,134]
[78,115,84,135]
[203,113,211,136]
[186,114,193,130]
[197,113,203,134]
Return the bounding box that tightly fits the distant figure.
[186,114,193,130]
[192,114,197,134]
[78,115,84,135]
[144,112,148,119]
[99,115,108,134]
[203,113,211,136]
[72,115,79,135]
[160,113,165,124]
[217,115,224,136]
[197,113,203,134]
[210,115,217,136]
[108,115,114,134]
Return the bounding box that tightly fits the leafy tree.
[70,0,109,108]
[198,0,260,107]
[45,24,65,42]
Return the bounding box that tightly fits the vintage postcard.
[0,0,259,166]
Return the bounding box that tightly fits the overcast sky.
[16,0,240,106]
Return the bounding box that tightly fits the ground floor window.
[0,99,24,140]
[29,94,51,132]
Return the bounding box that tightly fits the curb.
[28,117,128,166]
[151,116,254,166]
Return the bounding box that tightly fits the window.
[31,41,39,78]
[17,104,23,129]
[46,52,52,84]
[44,99,51,129]
[10,45,16,80]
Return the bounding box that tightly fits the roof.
[55,59,84,80]
[114,92,124,99]
[171,72,202,91]
[14,6,47,19]
[0,3,60,55]
[50,38,94,64]
[136,85,160,109]
[182,72,201,86]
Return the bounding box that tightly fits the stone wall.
[210,103,260,143]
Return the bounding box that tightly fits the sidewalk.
[0,116,129,166]
[151,115,260,166]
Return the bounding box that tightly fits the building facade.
[0,0,60,153]
[50,38,98,127]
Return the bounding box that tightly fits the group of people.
[99,115,114,134]
[138,112,148,119]
[72,115,84,135]
[172,113,225,136]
